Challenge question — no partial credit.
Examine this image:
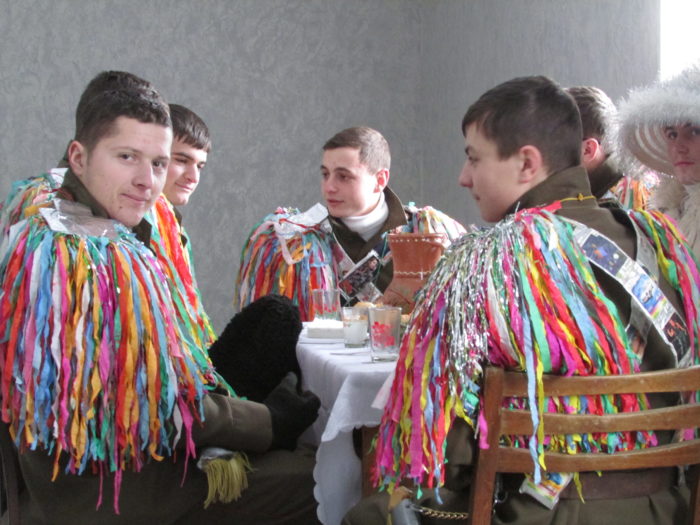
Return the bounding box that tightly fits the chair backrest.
[0,420,21,525]
[468,366,700,525]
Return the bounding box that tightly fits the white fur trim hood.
[617,63,700,176]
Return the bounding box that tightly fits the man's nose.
[323,175,337,192]
[459,163,473,188]
[133,162,156,188]
[185,164,200,183]
[674,135,691,153]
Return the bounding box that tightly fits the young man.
[235,126,465,320]
[0,81,320,524]
[566,85,654,209]
[162,103,210,207]
[345,76,698,525]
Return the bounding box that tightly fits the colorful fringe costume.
[609,172,659,211]
[373,203,700,493]
[148,197,217,352]
[235,205,337,322]
[235,201,465,321]
[0,170,64,234]
[0,171,229,512]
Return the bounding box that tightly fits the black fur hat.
[209,294,302,402]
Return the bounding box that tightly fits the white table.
[296,329,395,525]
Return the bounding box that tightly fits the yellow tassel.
[201,452,252,508]
[573,472,585,502]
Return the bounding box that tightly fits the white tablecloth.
[296,329,395,525]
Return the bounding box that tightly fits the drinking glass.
[368,306,402,362]
[342,306,369,348]
[312,288,341,321]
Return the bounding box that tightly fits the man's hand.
[263,372,320,451]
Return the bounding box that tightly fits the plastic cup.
[312,288,341,321]
[342,306,369,348]
[368,306,402,362]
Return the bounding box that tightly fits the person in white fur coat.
[617,63,700,259]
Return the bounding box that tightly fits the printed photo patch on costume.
[571,220,691,365]
[338,250,382,303]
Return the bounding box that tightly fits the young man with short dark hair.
[163,103,211,207]
[235,126,466,320]
[344,76,698,525]
[0,76,320,524]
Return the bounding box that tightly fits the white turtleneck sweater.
[651,178,700,260]
[339,191,389,241]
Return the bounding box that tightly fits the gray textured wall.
[0,0,659,332]
[419,0,661,226]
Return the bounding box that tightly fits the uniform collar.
[588,157,624,199]
[506,165,596,215]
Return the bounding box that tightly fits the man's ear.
[582,137,600,165]
[517,145,544,183]
[375,168,390,192]
[67,140,88,178]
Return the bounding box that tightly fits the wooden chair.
[0,420,20,525]
[468,366,700,525]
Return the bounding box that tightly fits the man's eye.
[153,160,168,169]
[119,153,134,161]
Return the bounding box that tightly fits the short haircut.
[566,86,616,142]
[462,76,582,174]
[74,87,171,152]
[169,103,212,152]
[322,126,391,172]
[75,71,157,134]
[58,71,159,166]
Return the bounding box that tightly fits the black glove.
[263,372,320,451]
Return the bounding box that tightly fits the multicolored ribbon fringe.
[629,209,700,374]
[373,204,700,493]
[235,207,338,321]
[404,205,466,242]
[234,204,466,321]
[147,197,219,368]
[0,173,232,511]
[0,210,217,512]
[0,171,64,234]
[610,173,659,211]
